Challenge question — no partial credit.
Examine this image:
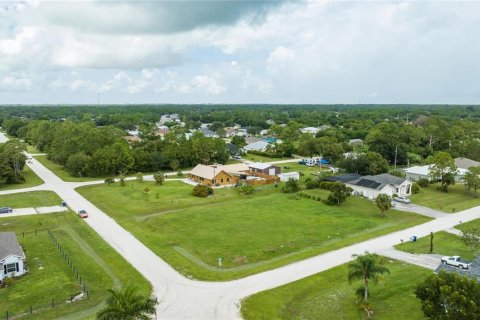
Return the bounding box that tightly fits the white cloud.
[0,74,32,91]
[192,75,226,95]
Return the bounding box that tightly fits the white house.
[278,172,300,182]
[243,141,271,152]
[0,232,26,282]
[404,165,468,182]
[329,173,412,200]
[300,127,319,135]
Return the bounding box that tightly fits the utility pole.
[394,146,398,170]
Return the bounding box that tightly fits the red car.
[78,210,88,218]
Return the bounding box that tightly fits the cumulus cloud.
[0,73,33,91]
[25,1,288,34]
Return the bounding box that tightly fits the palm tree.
[375,194,392,217]
[348,253,390,302]
[97,286,158,320]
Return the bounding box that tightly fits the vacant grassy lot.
[78,181,429,280]
[411,183,480,212]
[0,212,151,320]
[395,231,473,260]
[244,153,294,162]
[0,166,44,191]
[241,259,430,320]
[0,191,61,208]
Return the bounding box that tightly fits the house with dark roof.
[327,173,412,199]
[0,232,26,282]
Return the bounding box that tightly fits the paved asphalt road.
[2,131,480,319]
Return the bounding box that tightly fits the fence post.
[6,311,8,320]
[52,299,55,309]
[30,305,32,314]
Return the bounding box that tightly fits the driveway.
[377,248,442,270]
[393,202,447,218]
[0,206,68,218]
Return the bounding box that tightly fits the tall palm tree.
[348,253,390,302]
[97,286,158,320]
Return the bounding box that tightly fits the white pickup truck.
[441,256,472,269]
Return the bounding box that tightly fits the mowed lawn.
[411,183,480,212]
[0,191,61,208]
[0,166,44,191]
[243,153,294,162]
[0,212,151,320]
[395,231,473,260]
[241,259,430,320]
[78,181,429,280]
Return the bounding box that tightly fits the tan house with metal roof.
[188,163,250,187]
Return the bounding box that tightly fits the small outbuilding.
[248,162,281,176]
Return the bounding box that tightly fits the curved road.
[2,131,480,319]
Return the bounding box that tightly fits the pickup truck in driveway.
[441,256,471,269]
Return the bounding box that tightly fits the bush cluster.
[192,184,214,197]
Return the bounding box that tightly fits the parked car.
[297,160,306,165]
[441,256,471,269]
[393,196,411,204]
[232,155,242,160]
[78,209,88,219]
[0,207,13,214]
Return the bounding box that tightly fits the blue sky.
[1,1,480,104]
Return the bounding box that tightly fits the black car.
[0,207,13,213]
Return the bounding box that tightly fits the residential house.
[318,124,331,131]
[300,127,319,135]
[224,127,237,137]
[349,139,364,146]
[404,165,468,182]
[0,232,26,282]
[248,162,281,176]
[259,129,269,136]
[188,163,250,186]
[243,141,271,152]
[123,135,142,143]
[155,126,170,138]
[245,137,262,144]
[158,113,181,126]
[454,157,480,170]
[198,127,218,138]
[328,173,412,199]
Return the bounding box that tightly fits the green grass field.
[0,166,44,191]
[0,191,61,208]
[34,155,102,182]
[26,144,41,154]
[241,259,430,320]
[244,153,294,162]
[77,181,429,280]
[395,231,473,260]
[0,213,151,320]
[411,183,480,212]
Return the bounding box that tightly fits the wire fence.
[2,229,90,320]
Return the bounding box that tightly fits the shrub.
[304,178,320,190]
[238,184,255,195]
[283,179,300,193]
[412,183,420,194]
[193,184,213,197]
[418,178,429,188]
[153,172,165,185]
[177,171,183,177]
[319,181,335,190]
